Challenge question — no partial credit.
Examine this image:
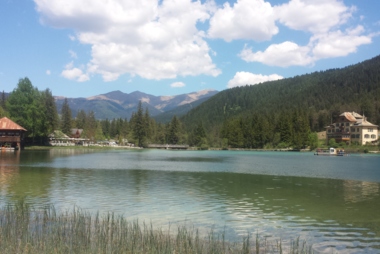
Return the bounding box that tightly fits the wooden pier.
[147,144,189,150]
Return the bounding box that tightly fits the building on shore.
[326,112,379,145]
[0,117,27,150]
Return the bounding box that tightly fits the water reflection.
[343,180,379,203]
[1,149,380,253]
[0,151,20,196]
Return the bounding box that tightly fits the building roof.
[49,130,69,139]
[0,117,27,131]
[339,112,363,122]
[353,118,378,127]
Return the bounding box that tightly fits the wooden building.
[0,117,27,150]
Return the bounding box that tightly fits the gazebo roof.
[0,117,27,131]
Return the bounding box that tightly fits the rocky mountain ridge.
[55,89,218,120]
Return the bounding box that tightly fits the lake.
[1,149,380,253]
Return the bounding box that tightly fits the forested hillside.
[181,55,380,148]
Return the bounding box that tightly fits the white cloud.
[274,0,354,34]
[311,26,372,59]
[239,42,313,67]
[61,62,89,82]
[227,72,283,88]
[238,0,373,68]
[170,81,186,88]
[208,0,278,42]
[46,70,51,75]
[34,0,221,82]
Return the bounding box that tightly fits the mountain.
[181,54,380,132]
[55,89,218,120]
[153,96,211,123]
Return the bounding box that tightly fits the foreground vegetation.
[0,202,313,254]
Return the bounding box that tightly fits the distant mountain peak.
[54,89,218,120]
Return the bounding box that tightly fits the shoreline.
[22,145,380,155]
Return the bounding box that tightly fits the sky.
[0,0,379,98]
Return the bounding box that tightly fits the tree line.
[0,78,196,147]
[0,77,316,149]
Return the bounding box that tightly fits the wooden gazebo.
[0,117,27,150]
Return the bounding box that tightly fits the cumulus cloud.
[311,26,372,59]
[170,82,186,88]
[34,0,375,79]
[208,0,278,42]
[34,0,221,82]
[274,0,354,34]
[227,72,283,88]
[239,42,313,67]
[239,0,373,67]
[61,62,89,82]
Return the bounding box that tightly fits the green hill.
[182,55,380,132]
[181,55,380,148]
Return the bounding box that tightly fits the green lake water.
[1,149,380,253]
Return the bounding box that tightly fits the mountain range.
[55,89,218,120]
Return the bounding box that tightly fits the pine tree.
[132,101,146,147]
[76,110,87,129]
[168,116,180,144]
[61,98,72,135]
[42,88,59,135]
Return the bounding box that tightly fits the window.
[364,134,369,139]
[345,128,349,132]
[346,122,349,126]
[351,128,355,132]
[357,128,359,132]
[341,123,344,127]
[328,129,331,133]
[351,134,356,138]
[368,128,373,132]
[371,135,376,139]
[356,134,360,138]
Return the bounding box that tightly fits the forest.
[1,54,379,149]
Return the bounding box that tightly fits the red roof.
[0,117,27,131]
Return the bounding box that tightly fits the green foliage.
[189,122,207,147]
[131,101,147,147]
[328,138,337,148]
[6,78,46,140]
[60,98,72,135]
[180,55,380,149]
[167,115,181,144]
[308,132,319,150]
[0,106,8,118]
[41,88,59,135]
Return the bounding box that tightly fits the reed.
[0,201,313,253]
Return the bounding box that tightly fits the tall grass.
[0,201,313,253]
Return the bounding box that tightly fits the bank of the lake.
[1,149,380,253]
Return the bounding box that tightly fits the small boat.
[314,148,345,156]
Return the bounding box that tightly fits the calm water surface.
[1,149,380,253]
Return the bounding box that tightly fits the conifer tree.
[167,116,180,144]
[132,101,146,147]
[61,98,72,135]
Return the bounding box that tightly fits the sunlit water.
[1,149,380,253]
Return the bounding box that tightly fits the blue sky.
[1,0,379,98]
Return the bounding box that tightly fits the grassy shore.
[0,202,313,254]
